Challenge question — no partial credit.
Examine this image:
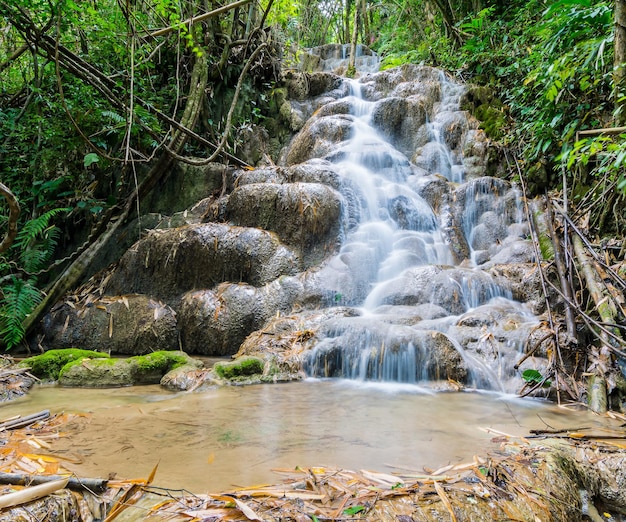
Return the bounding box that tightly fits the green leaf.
[522,369,552,387]
[343,505,366,515]
[83,153,100,168]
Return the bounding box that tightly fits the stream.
[0,380,614,493]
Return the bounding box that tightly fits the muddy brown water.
[0,380,616,493]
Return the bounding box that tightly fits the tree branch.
[147,0,253,38]
[0,182,20,256]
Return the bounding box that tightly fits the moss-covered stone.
[460,85,508,140]
[18,349,110,381]
[213,356,264,380]
[57,351,203,388]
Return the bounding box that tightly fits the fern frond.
[0,277,42,350]
[17,208,69,273]
[16,207,69,250]
[101,110,125,123]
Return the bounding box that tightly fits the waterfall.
[301,66,539,392]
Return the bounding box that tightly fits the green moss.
[214,356,264,380]
[18,349,110,380]
[58,356,116,379]
[134,351,190,372]
[460,85,507,140]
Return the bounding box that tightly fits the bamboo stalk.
[545,199,577,342]
[0,477,69,509]
[0,410,50,431]
[571,234,622,413]
[576,126,626,140]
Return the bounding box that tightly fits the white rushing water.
[303,70,537,391]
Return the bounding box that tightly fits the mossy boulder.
[213,356,264,382]
[460,85,508,140]
[18,349,110,381]
[57,351,203,388]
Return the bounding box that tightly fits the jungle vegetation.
[0,0,625,410]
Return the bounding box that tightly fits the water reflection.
[0,381,613,493]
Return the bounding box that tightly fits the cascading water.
[302,66,539,392]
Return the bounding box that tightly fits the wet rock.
[359,64,442,100]
[488,263,561,315]
[177,277,304,355]
[105,223,300,304]
[289,159,343,189]
[365,266,510,315]
[408,174,451,214]
[298,44,379,75]
[305,318,468,382]
[284,71,343,100]
[225,182,343,266]
[144,161,229,215]
[284,114,353,165]
[469,211,508,251]
[40,295,179,355]
[370,97,428,157]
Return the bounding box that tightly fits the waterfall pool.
[0,380,616,493]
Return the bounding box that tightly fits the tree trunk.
[347,0,360,77]
[615,0,626,125]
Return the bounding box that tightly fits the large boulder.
[370,96,429,157]
[284,114,353,165]
[177,277,304,355]
[41,295,178,355]
[225,182,343,266]
[105,223,301,303]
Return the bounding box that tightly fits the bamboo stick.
[0,477,69,510]
[576,126,626,140]
[572,234,622,413]
[0,473,108,493]
[0,411,50,431]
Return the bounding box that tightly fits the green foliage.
[561,135,626,194]
[0,207,68,350]
[0,277,42,350]
[522,368,552,387]
[343,505,366,515]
